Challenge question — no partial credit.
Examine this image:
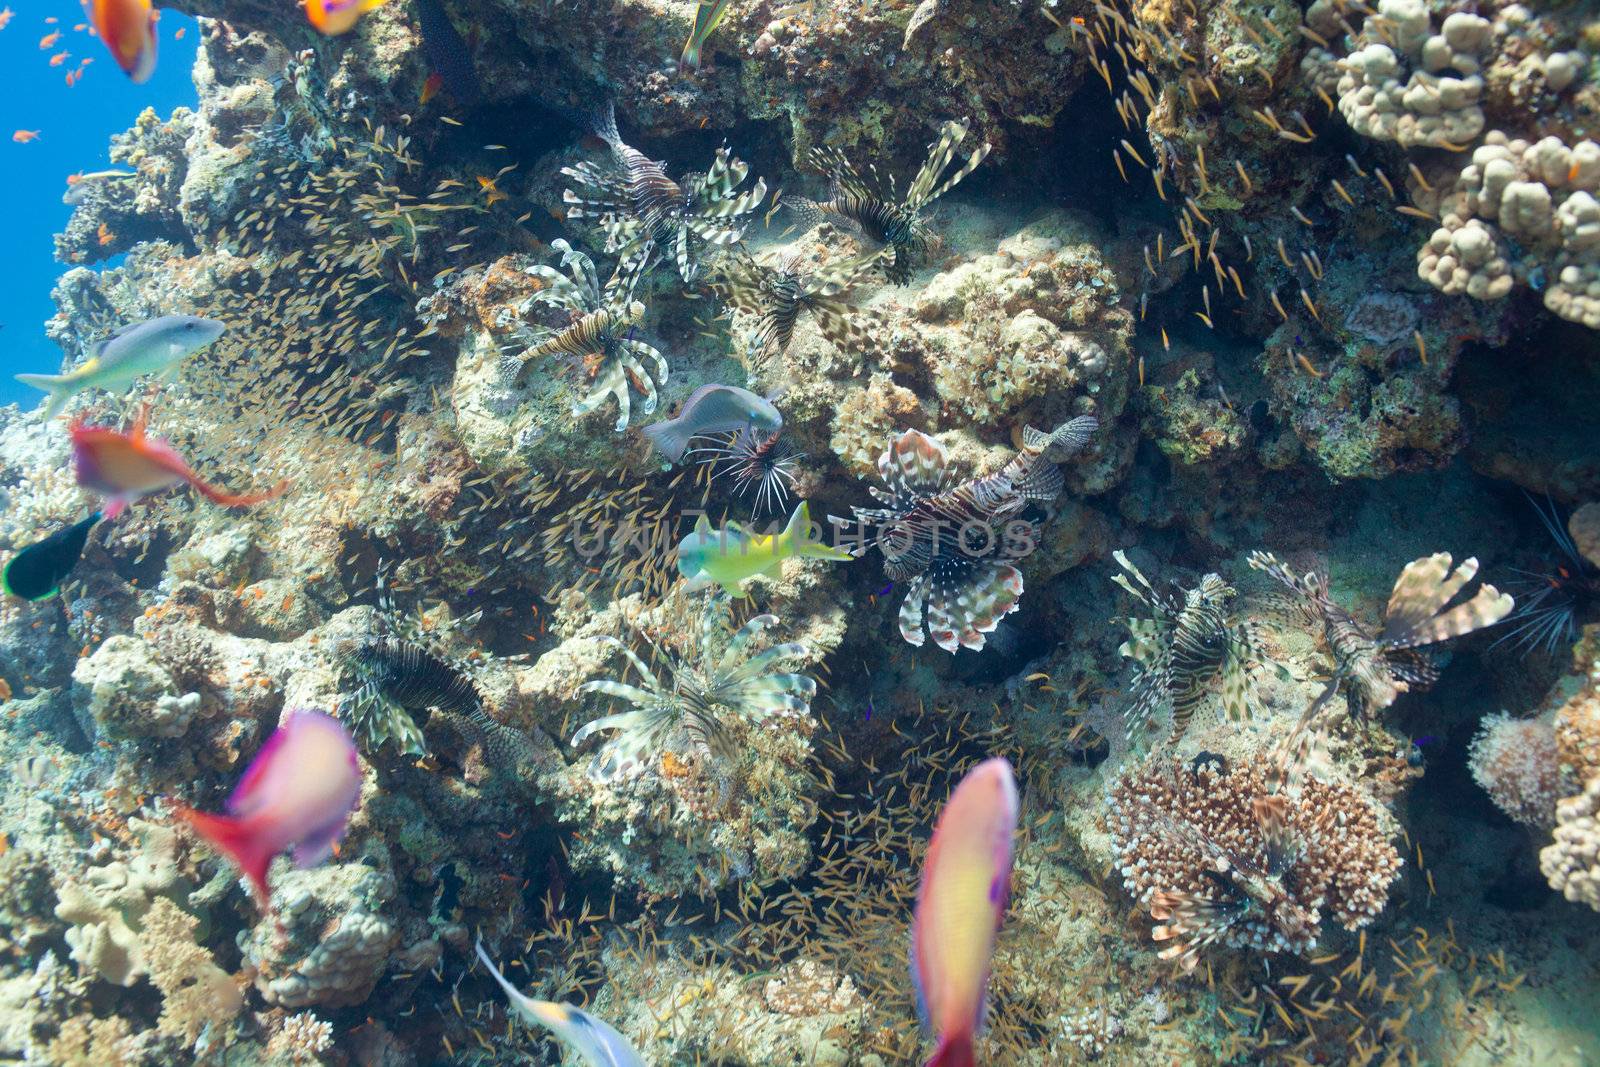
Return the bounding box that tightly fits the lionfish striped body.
[562,102,767,282]
[789,120,991,285]
[1112,552,1260,743]
[343,637,531,771]
[844,415,1096,652]
[572,598,815,782]
[713,248,883,362]
[500,239,666,432]
[1248,550,1513,715]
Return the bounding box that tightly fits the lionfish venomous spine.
[712,247,885,363]
[1112,551,1261,744]
[1248,550,1514,715]
[500,238,666,432]
[843,414,1096,652]
[789,119,991,284]
[562,101,767,282]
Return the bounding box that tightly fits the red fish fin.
[925,1036,976,1067]
[129,402,151,441]
[170,803,273,908]
[190,477,290,509]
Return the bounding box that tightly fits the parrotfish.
[2,511,102,602]
[643,384,781,464]
[677,501,852,596]
[912,757,1018,1067]
[71,405,289,519]
[172,710,362,909]
[681,0,732,70]
[16,314,225,420]
[304,0,389,35]
[475,940,646,1067]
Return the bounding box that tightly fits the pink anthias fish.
[911,757,1019,1067]
[70,404,288,519]
[172,710,362,910]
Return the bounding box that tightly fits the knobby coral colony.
[1112,551,1262,744]
[561,102,767,283]
[790,120,992,285]
[712,247,884,363]
[1248,551,1514,716]
[500,238,665,432]
[1108,755,1402,971]
[571,596,815,782]
[846,415,1097,651]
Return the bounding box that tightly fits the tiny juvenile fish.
[912,757,1018,1067]
[642,383,780,463]
[2,511,102,602]
[677,501,851,596]
[305,0,389,35]
[11,130,39,143]
[172,710,362,909]
[681,0,732,70]
[16,314,224,420]
[71,405,289,518]
[475,940,645,1067]
[90,0,157,83]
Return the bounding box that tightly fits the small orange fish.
[476,175,507,206]
[0,8,13,31]
[304,0,389,35]
[44,15,56,23]
[12,130,39,143]
[97,222,115,246]
[39,30,60,48]
[173,25,184,39]
[49,50,69,66]
[90,0,157,83]
[419,71,443,105]
[64,70,78,86]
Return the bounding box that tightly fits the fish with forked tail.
[643,384,781,463]
[15,314,224,421]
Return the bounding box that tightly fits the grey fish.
[643,384,782,463]
[15,314,225,420]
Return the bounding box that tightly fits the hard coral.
[1540,773,1600,913]
[1468,712,1572,829]
[1108,755,1401,966]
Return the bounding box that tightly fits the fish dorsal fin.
[129,403,151,441]
[91,320,141,358]
[694,513,714,536]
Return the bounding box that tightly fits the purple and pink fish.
[172,710,362,910]
[911,757,1019,1067]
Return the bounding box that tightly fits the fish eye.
[183,321,197,330]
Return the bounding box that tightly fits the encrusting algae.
[0,0,1597,1065]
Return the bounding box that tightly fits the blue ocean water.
[0,4,197,410]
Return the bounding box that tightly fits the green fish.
[681,0,732,70]
[15,314,225,420]
[676,501,852,596]
[2,512,103,602]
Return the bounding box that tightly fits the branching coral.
[142,897,244,1048]
[1108,755,1401,969]
[498,239,665,432]
[572,594,816,782]
[1468,712,1572,829]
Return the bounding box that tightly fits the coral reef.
[1541,774,1600,914]
[1469,711,1572,829]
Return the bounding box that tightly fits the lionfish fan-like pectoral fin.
[1014,461,1065,503]
[573,358,633,432]
[496,349,531,387]
[1381,647,1440,690]
[897,573,932,647]
[1218,629,1261,723]
[806,144,874,201]
[1024,414,1100,460]
[1149,891,1240,973]
[807,299,864,353]
[1381,554,1515,648]
[1122,669,1170,741]
[879,428,950,498]
[1111,549,1160,607]
[783,195,827,236]
[928,562,1024,653]
[803,249,887,298]
[1251,794,1303,876]
[1118,617,1164,666]
[905,119,970,210]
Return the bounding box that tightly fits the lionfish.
[691,426,805,517]
[561,101,767,282]
[788,119,991,284]
[1111,551,1261,744]
[499,239,667,432]
[1494,495,1600,657]
[843,414,1097,651]
[1248,550,1514,715]
[711,247,884,363]
[571,596,816,782]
